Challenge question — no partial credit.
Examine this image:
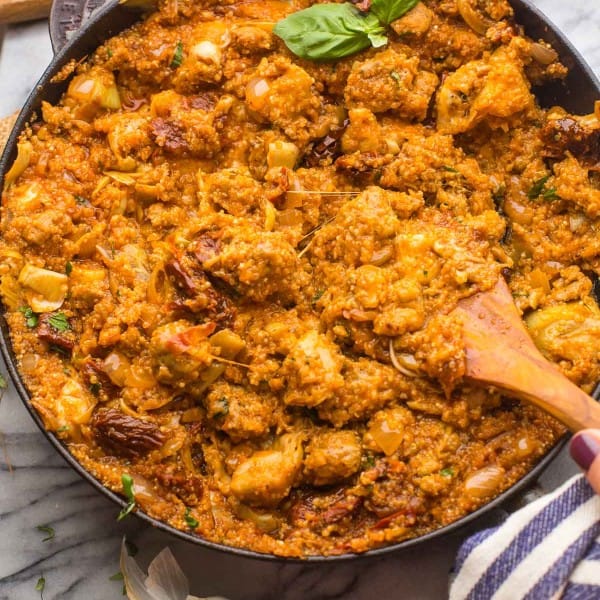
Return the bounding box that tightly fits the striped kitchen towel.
[450,475,600,600]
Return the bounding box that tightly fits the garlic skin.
[120,538,230,600]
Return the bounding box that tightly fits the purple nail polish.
[570,433,600,471]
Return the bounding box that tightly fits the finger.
[570,430,600,495]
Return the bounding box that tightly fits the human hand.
[570,430,600,494]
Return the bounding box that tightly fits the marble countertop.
[0,2,599,598]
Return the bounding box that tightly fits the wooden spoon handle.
[465,341,600,431]
[0,0,51,24]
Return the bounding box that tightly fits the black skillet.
[0,0,599,562]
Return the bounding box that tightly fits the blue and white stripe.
[450,476,600,600]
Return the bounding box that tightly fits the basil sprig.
[370,0,420,25]
[273,0,420,61]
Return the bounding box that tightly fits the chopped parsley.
[527,175,550,199]
[185,507,199,529]
[48,312,70,332]
[117,474,136,521]
[89,382,101,396]
[390,70,402,84]
[19,306,38,328]
[171,41,184,68]
[56,425,70,433]
[440,467,454,478]
[212,396,229,419]
[311,289,325,305]
[74,194,90,206]
[542,187,560,201]
[36,524,55,542]
[65,261,73,276]
[442,165,459,173]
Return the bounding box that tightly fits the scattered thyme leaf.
[36,524,55,542]
[171,41,184,68]
[19,306,38,328]
[443,165,459,173]
[185,507,199,529]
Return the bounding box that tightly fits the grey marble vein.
[0,1,599,598]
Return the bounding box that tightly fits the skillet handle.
[49,0,109,54]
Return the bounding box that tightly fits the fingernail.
[570,433,600,471]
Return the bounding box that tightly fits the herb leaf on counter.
[36,524,55,542]
[274,3,386,60]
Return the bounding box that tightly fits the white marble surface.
[0,2,599,599]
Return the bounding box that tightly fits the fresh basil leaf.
[274,3,387,61]
[370,0,420,25]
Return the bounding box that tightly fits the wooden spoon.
[452,278,600,432]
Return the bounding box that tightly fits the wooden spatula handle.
[457,278,600,433]
[467,343,600,432]
[0,0,51,24]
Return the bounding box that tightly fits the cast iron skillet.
[1,0,599,562]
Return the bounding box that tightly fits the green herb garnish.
[390,70,402,84]
[311,289,325,305]
[109,572,124,581]
[117,474,136,521]
[35,576,45,596]
[48,312,70,332]
[185,507,199,529]
[65,261,73,276]
[36,524,55,542]
[0,374,7,390]
[527,175,550,199]
[74,194,90,205]
[443,165,459,173]
[274,1,411,61]
[440,467,454,478]
[171,41,184,68]
[370,0,421,25]
[542,187,560,201]
[212,396,229,419]
[89,382,101,396]
[56,425,70,433]
[19,306,38,328]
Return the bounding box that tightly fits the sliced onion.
[389,339,419,378]
[464,465,505,499]
[4,141,32,189]
[529,42,558,65]
[456,0,493,35]
[245,77,270,111]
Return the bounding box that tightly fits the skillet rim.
[0,0,597,562]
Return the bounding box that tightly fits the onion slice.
[456,0,493,35]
